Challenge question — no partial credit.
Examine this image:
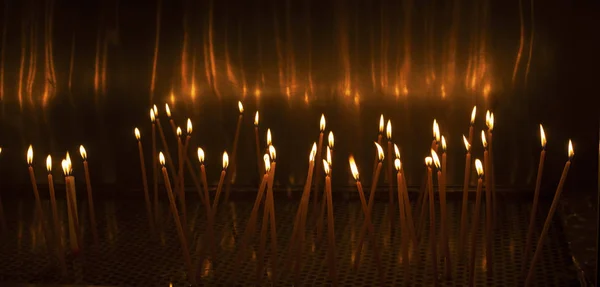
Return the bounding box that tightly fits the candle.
[523,124,547,273]
[459,135,472,257]
[61,157,80,252]
[486,111,497,229]
[396,144,417,246]
[254,111,265,179]
[425,156,437,286]
[482,130,493,275]
[323,159,337,286]
[316,146,333,239]
[386,120,395,228]
[176,127,188,233]
[26,146,51,253]
[432,119,440,152]
[372,114,384,180]
[197,148,215,259]
[79,145,99,243]
[266,145,278,281]
[525,140,574,286]
[155,112,179,193]
[134,128,155,233]
[225,101,244,201]
[313,114,326,209]
[395,158,409,276]
[46,155,67,275]
[165,103,177,138]
[468,159,484,287]
[468,106,476,145]
[150,108,159,225]
[159,152,196,285]
[211,151,229,216]
[354,142,384,269]
[432,150,451,278]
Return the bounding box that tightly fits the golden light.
[540,124,547,148]
[65,154,72,174]
[394,158,401,171]
[433,119,440,142]
[441,136,447,152]
[159,152,166,166]
[470,106,477,125]
[475,159,484,177]
[481,130,487,148]
[27,145,33,165]
[134,128,141,140]
[323,159,330,176]
[153,105,158,116]
[320,114,326,132]
[379,114,384,134]
[326,146,332,166]
[349,155,359,181]
[46,155,52,172]
[176,127,182,137]
[150,109,155,123]
[374,142,385,162]
[264,154,271,172]
[431,149,441,169]
[485,110,495,131]
[79,145,87,160]
[238,101,244,113]
[463,135,471,151]
[187,118,192,135]
[328,131,334,149]
[269,145,276,161]
[425,156,433,167]
[0,147,2,154]
[222,151,229,169]
[489,113,495,131]
[310,142,317,162]
[568,140,574,159]
[254,111,259,126]
[198,148,205,163]
[66,151,71,165]
[266,128,272,146]
[386,120,392,139]
[394,143,400,159]
[165,103,172,118]
[61,159,69,175]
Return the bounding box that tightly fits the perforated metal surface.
[0,197,578,286]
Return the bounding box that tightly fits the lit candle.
[254,111,265,178]
[523,124,547,273]
[61,156,80,252]
[225,101,244,201]
[266,145,278,280]
[395,144,417,246]
[432,150,451,278]
[155,107,179,193]
[524,140,574,286]
[176,127,187,232]
[211,151,229,216]
[482,130,493,275]
[486,111,497,231]
[159,152,196,285]
[46,155,67,275]
[313,114,326,209]
[395,158,409,275]
[425,156,437,286]
[328,131,334,165]
[150,108,159,224]
[372,115,384,180]
[165,103,177,138]
[134,128,155,233]
[432,119,440,152]
[323,159,337,286]
[26,145,51,252]
[459,135,472,257]
[468,106,476,145]
[386,120,395,228]
[317,146,333,239]
[469,159,484,286]
[198,148,215,258]
[79,145,98,243]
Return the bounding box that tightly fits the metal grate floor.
[0,196,578,286]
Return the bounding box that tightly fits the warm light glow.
[568,140,574,159]
[481,130,487,148]
[176,127,182,137]
[223,151,229,169]
[475,159,484,177]
[470,106,477,125]
[159,152,165,166]
[27,145,33,164]
[66,152,71,165]
[65,154,72,174]
[394,144,400,159]
[328,131,334,149]
[485,110,495,131]
[254,111,259,126]
[238,101,244,113]
[379,114,384,134]
[310,142,317,162]
[269,145,276,161]
[431,149,441,169]
[323,159,330,175]
[489,113,495,131]
[394,158,401,171]
[264,154,271,172]
[46,155,52,172]
[320,114,326,132]
[187,119,193,135]
[266,129,272,146]
[79,145,87,160]
[326,146,332,166]
[374,142,384,161]
[198,148,205,163]
[463,135,471,151]
[433,119,440,142]
[386,120,392,139]
[0,147,2,154]
[61,159,68,175]
[135,128,141,140]
[165,103,172,118]
[540,124,546,148]
[441,136,447,152]
[425,157,433,167]
[150,109,155,123]
[153,105,158,116]
[349,155,359,180]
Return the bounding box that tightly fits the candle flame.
[326,146,332,166]
[481,130,487,148]
[425,156,433,167]
[328,131,334,149]
[471,106,477,125]
[150,109,155,123]
[254,111,259,126]
[198,147,205,163]
[266,128,272,146]
[0,147,2,154]
[238,101,244,113]
[394,143,400,159]
[153,105,158,116]
[486,110,494,130]
[66,152,71,164]
[79,145,87,160]
[349,155,359,180]
[187,119,192,135]
[431,149,441,169]
[379,114,384,133]
[463,135,471,151]
[27,145,33,164]
[323,159,330,175]
[223,151,229,169]
[568,140,574,159]
[61,159,69,175]
[374,142,385,161]
[46,155,52,172]
[159,152,165,166]
[540,124,546,148]
[433,119,440,142]
[176,127,182,137]
[165,103,172,118]
[320,114,326,132]
[475,159,484,177]
[441,136,447,152]
[264,154,271,172]
[65,154,72,174]
[386,120,392,139]
[394,158,401,171]
[268,145,276,161]
[310,142,317,162]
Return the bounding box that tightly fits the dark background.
[0,0,597,194]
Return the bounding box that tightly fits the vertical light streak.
[150,0,162,99]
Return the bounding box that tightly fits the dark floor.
[0,193,586,286]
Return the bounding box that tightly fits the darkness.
[0,0,597,194]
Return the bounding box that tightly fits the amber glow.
[433,119,440,142]
[386,120,392,139]
[187,119,192,135]
[150,109,155,123]
[323,159,330,176]
[394,143,400,159]
[349,155,359,180]
[268,145,276,161]
[489,113,495,131]
[153,105,158,116]
[79,145,87,160]
[238,101,244,113]
[310,142,317,162]
[326,146,332,166]
[431,149,440,169]
[568,140,574,159]
[176,127,182,137]
[27,145,33,164]
[540,124,546,148]
[320,114,326,132]
[425,156,433,167]
[374,142,385,161]
[198,147,205,163]
[65,154,72,174]
[463,135,471,151]
[379,114,384,134]
[394,158,401,171]
[264,154,271,172]
[46,155,52,172]
[135,128,141,140]
[481,130,487,148]
[441,136,447,152]
[61,159,69,175]
[470,106,477,125]
[165,103,172,118]
[328,131,334,149]
[66,152,71,166]
[254,111,259,126]
[475,159,484,177]
[266,128,272,146]
[159,152,165,166]
[222,151,229,169]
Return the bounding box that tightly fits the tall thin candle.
[155,115,179,193]
[176,127,187,232]
[395,158,409,276]
[197,148,215,257]
[46,155,67,275]
[432,150,451,278]
[469,159,484,286]
[372,114,384,180]
[459,135,472,257]
[165,103,177,138]
[482,130,493,275]
[79,145,98,243]
[426,156,437,287]
[134,129,155,233]
[254,111,265,178]
[486,111,497,229]
[62,157,80,252]
[225,101,244,201]
[211,151,229,216]
[26,146,51,252]
[266,145,278,281]
[323,160,337,286]
[150,108,159,224]
[386,120,395,228]
[313,114,326,209]
[468,106,476,145]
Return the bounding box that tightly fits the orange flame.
[540,124,546,148]
[374,142,384,161]
[198,148,205,163]
[349,155,359,180]
[475,159,484,177]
